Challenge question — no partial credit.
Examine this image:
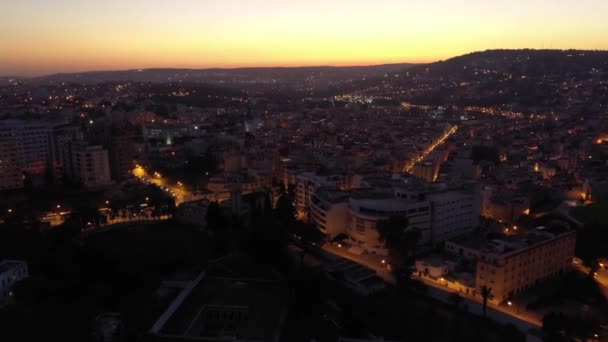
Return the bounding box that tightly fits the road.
[322,242,542,333]
[573,259,608,300]
[323,243,395,284]
[133,166,196,205]
[404,125,458,172]
[419,274,542,331]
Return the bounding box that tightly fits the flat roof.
[160,277,286,340]
[154,254,287,341]
[448,226,573,256]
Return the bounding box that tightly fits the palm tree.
[480,286,492,317]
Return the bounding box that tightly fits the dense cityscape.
[2,2,608,342]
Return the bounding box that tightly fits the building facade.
[0,260,28,301]
[64,143,112,188]
[307,175,482,255]
[310,187,350,239]
[446,227,576,303]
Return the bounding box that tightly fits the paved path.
[321,243,542,334]
[421,276,542,332]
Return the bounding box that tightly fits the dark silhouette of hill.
[404,49,608,79]
[26,64,416,85]
[396,49,608,110]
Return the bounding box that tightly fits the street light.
[507,301,513,306]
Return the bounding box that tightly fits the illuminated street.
[133,165,196,205]
[404,125,458,172]
[322,242,395,284]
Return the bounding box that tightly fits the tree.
[275,194,296,224]
[403,227,422,258]
[480,286,492,317]
[377,215,412,264]
[206,201,225,230]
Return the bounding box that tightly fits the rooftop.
[152,254,287,341]
[449,225,573,257]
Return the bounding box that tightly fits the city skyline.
[2,0,608,76]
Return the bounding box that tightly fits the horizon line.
[3,48,608,79]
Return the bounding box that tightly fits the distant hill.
[396,49,608,110]
[26,64,417,85]
[405,49,608,79]
[0,77,25,87]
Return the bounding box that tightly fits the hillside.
[395,49,608,110]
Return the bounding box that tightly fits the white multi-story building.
[295,172,337,216]
[445,226,576,303]
[0,121,83,189]
[50,124,84,181]
[347,188,434,255]
[1,121,52,175]
[310,187,350,239]
[309,174,481,255]
[0,260,28,301]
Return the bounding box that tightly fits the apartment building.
[64,142,112,188]
[446,226,576,303]
[295,172,337,216]
[310,187,350,238]
[0,136,22,190]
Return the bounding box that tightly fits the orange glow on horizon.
[2,0,608,76]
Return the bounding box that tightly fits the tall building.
[64,142,112,188]
[0,120,52,176]
[107,135,135,181]
[50,124,84,182]
[0,136,22,190]
[310,187,350,239]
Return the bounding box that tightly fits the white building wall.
[0,260,29,300]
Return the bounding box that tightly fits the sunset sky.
[2,0,608,76]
